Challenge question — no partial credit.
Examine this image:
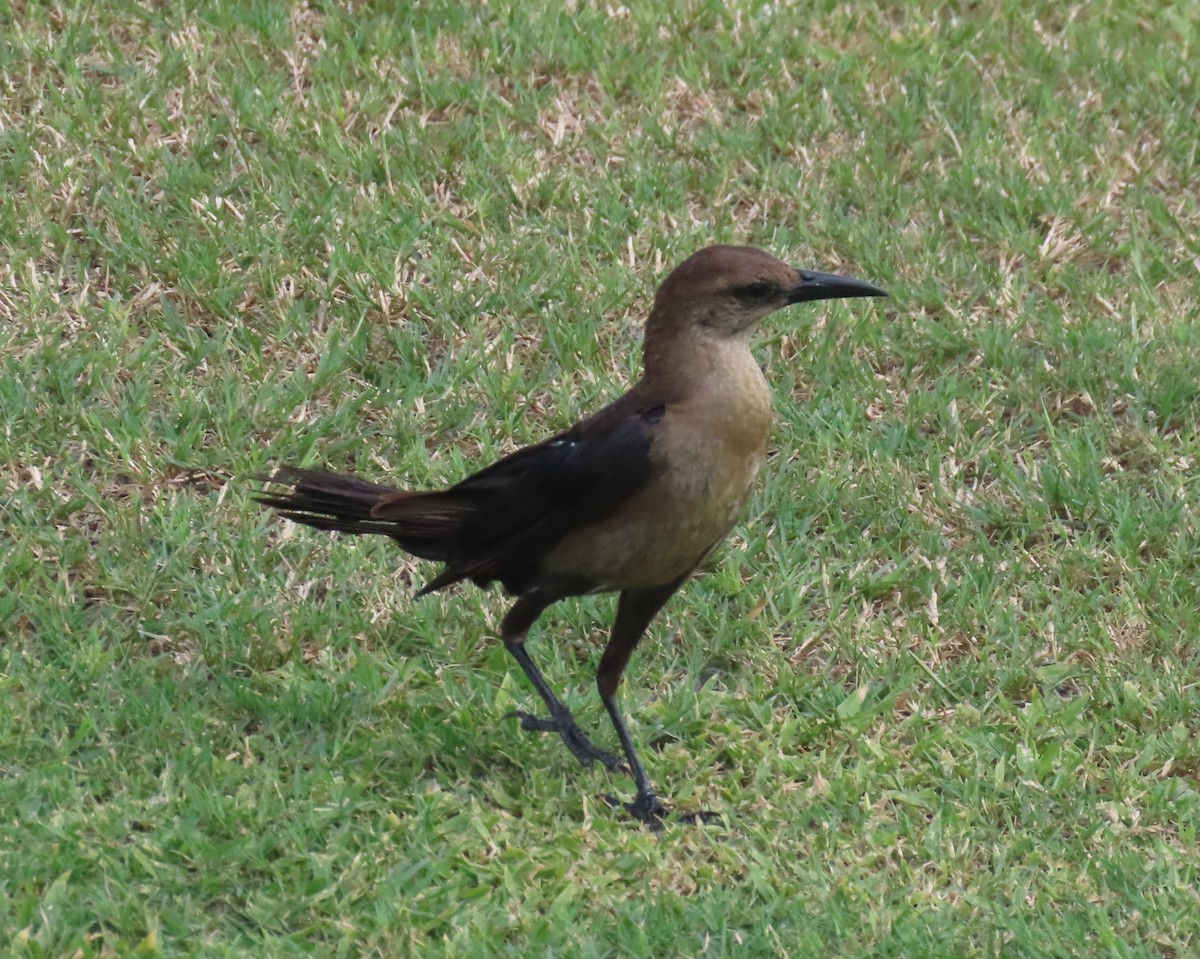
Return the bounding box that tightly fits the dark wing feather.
[374,402,664,594]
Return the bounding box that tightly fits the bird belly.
[539,351,772,592]
[541,435,764,591]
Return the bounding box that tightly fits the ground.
[2,1,1198,956]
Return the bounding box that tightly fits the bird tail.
[254,465,469,565]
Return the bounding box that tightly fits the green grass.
[3,0,1199,955]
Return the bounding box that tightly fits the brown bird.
[255,245,886,826]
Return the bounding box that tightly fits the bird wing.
[372,398,665,594]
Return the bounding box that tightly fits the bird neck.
[638,321,773,451]
[641,321,755,391]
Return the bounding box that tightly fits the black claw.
[673,809,727,826]
[627,792,671,828]
[506,710,559,733]
[600,792,724,829]
[505,710,626,772]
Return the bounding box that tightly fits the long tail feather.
[255,466,464,562]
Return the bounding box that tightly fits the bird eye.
[732,281,773,302]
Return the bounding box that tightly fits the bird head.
[650,245,887,338]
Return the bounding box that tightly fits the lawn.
[3,1,1199,956]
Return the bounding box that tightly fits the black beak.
[787,269,888,305]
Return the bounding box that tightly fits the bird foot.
[505,710,627,773]
[601,793,725,830]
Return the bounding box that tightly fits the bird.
[255,245,887,827]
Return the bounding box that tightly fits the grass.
[2,0,1199,955]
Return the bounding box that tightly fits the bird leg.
[503,640,626,772]
[597,579,723,828]
[501,594,625,772]
[598,685,725,829]
[600,689,670,826]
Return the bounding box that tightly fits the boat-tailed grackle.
[255,245,887,827]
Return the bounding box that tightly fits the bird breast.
[545,345,773,591]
